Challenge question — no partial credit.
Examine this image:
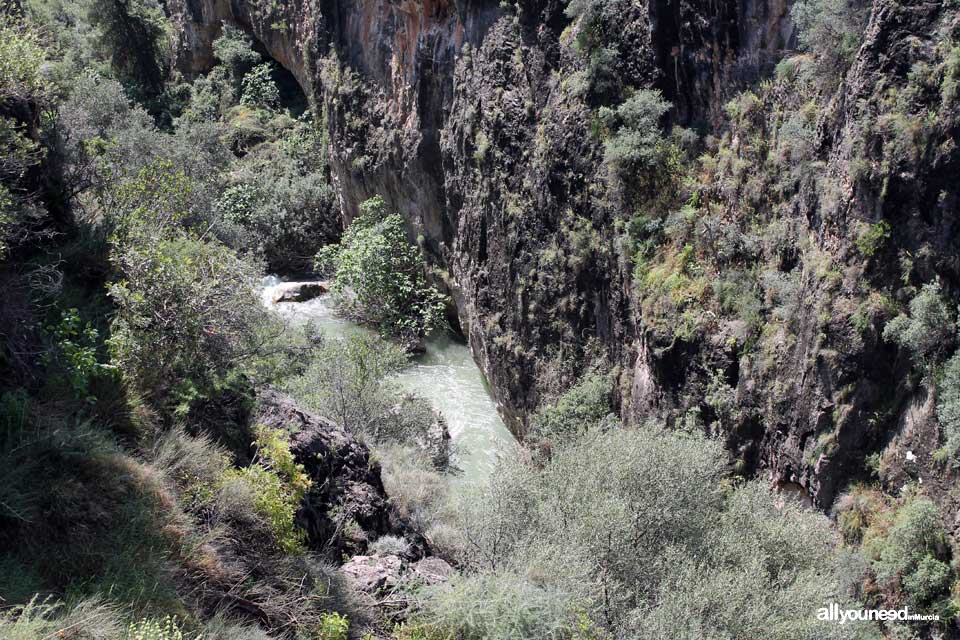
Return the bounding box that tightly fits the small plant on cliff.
[882,280,955,371]
[937,344,960,459]
[529,369,611,444]
[598,89,671,176]
[316,196,447,341]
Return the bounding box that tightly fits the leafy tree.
[88,0,170,116]
[106,162,266,405]
[316,196,447,340]
[791,0,867,79]
[241,62,281,111]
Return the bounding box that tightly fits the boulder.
[339,555,454,595]
[409,557,454,585]
[253,389,428,560]
[270,281,327,303]
[339,554,404,593]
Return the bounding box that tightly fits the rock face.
[254,390,427,559]
[166,0,792,426]
[171,0,960,519]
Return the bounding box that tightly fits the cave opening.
[249,40,310,117]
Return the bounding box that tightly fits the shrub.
[379,444,452,535]
[42,307,104,398]
[215,115,339,272]
[240,62,280,111]
[283,332,408,436]
[855,220,891,258]
[369,534,413,557]
[127,615,197,640]
[529,369,610,443]
[882,280,955,370]
[0,9,49,103]
[598,89,672,176]
[866,495,952,607]
[212,25,261,103]
[439,422,873,637]
[419,572,580,640]
[636,483,873,640]
[791,0,867,79]
[222,425,311,554]
[0,596,122,640]
[316,611,350,640]
[108,226,266,406]
[937,347,960,457]
[316,196,447,340]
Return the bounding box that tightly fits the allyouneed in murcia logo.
[818,603,940,624]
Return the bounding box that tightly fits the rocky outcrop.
[254,389,428,559]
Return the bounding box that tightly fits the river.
[260,277,516,483]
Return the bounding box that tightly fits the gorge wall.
[167,0,960,522]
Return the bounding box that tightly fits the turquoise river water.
[260,276,516,483]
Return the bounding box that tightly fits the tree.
[106,162,266,406]
[316,196,447,341]
[88,0,170,116]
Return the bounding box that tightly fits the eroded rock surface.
[254,389,428,559]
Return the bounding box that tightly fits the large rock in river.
[270,281,327,303]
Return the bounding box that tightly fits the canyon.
[168,0,960,523]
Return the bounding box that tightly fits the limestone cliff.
[167,0,960,522]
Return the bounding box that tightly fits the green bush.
[42,307,104,398]
[937,347,960,457]
[240,62,280,111]
[283,332,408,436]
[107,169,268,406]
[316,196,447,340]
[882,281,955,370]
[0,596,122,640]
[866,495,952,607]
[529,369,610,443]
[435,422,873,638]
[127,615,197,640]
[791,0,867,79]
[212,25,261,104]
[222,425,311,554]
[598,89,671,176]
[316,611,350,640]
[855,220,891,258]
[421,572,580,640]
